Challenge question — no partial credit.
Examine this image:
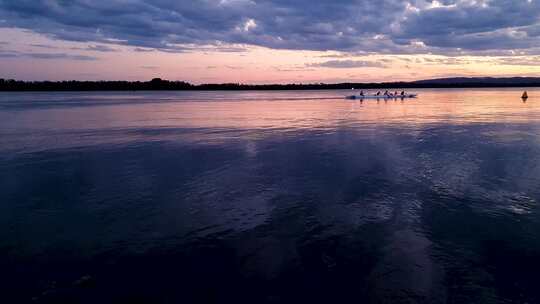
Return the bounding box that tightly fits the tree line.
[2,77,540,91]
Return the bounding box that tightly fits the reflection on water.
[1,89,540,303]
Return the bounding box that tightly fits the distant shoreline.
[1,77,540,92]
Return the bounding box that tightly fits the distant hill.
[1,77,540,91]
[412,77,540,86]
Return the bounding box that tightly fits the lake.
[1,89,540,303]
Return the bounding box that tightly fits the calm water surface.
[1,89,540,303]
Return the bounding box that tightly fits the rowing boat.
[345,94,418,100]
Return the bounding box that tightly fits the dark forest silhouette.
[1,77,540,91]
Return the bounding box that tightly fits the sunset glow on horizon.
[1,1,540,84]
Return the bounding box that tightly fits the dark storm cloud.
[0,0,539,54]
[394,0,540,51]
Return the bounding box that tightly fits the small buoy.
[522,91,528,99]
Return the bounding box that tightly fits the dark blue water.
[2,89,540,303]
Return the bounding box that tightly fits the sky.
[1,0,540,84]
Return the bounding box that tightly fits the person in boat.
[376,91,381,96]
[359,90,365,97]
[394,91,398,96]
[522,91,528,99]
[384,90,389,96]
[401,91,405,96]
